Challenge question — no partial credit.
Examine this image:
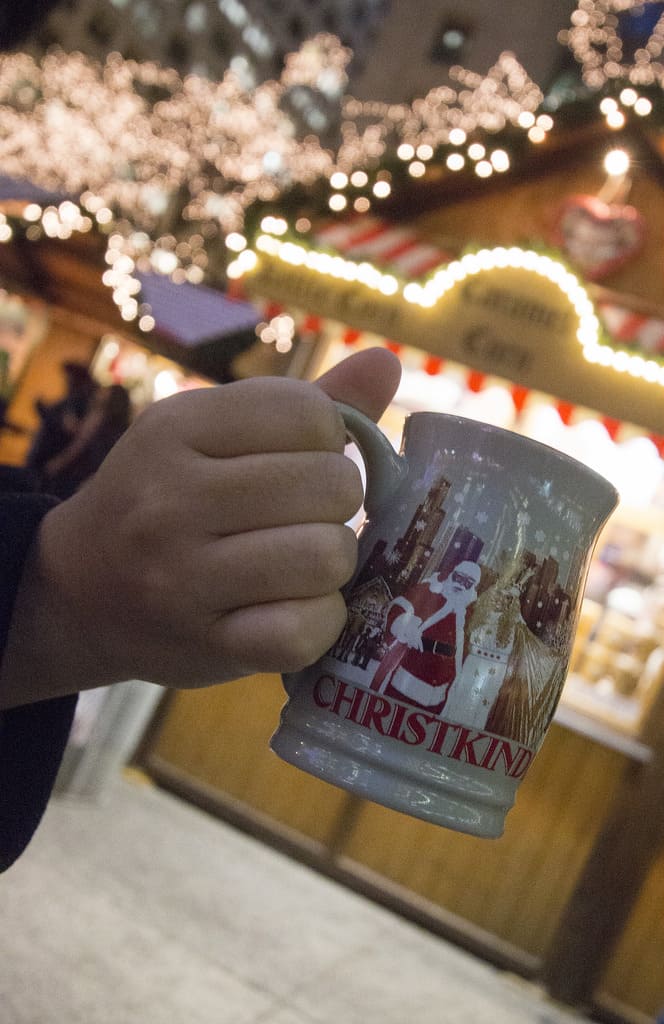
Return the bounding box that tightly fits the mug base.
[270,721,508,839]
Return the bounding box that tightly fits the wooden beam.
[541,675,664,1006]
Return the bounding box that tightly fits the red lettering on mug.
[311,679,535,778]
[360,694,392,734]
[426,718,456,755]
[387,702,408,740]
[509,748,534,779]
[403,710,430,745]
[330,680,358,718]
[449,727,486,766]
[313,674,337,708]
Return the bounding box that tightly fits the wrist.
[0,501,121,708]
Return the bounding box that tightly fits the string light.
[604,147,630,176]
[562,1,664,90]
[235,239,664,387]
[0,15,659,357]
[405,246,603,356]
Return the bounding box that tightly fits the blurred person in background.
[26,362,99,487]
[41,382,132,499]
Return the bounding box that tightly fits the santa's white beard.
[428,577,475,613]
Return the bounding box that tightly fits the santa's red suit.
[371,579,462,716]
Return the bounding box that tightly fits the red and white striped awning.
[313,215,450,280]
[597,301,664,357]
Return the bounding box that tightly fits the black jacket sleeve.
[0,492,78,871]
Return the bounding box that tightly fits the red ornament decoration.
[556,400,575,425]
[510,384,530,413]
[343,328,362,346]
[601,416,621,441]
[424,356,445,376]
[466,370,486,393]
[385,341,403,355]
[264,301,284,319]
[301,314,322,333]
[226,279,247,301]
[650,435,664,459]
[554,195,646,281]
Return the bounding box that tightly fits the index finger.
[145,376,345,458]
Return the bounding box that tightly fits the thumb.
[315,347,402,423]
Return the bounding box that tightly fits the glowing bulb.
[408,161,426,177]
[468,143,485,161]
[606,109,625,129]
[23,203,42,222]
[416,143,433,160]
[330,171,348,189]
[446,153,465,171]
[604,148,630,176]
[153,370,179,400]
[372,180,391,198]
[329,193,347,211]
[634,97,652,116]
[397,143,415,160]
[225,232,247,251]
[490,149,510,172]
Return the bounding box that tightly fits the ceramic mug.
[270,405,618,837]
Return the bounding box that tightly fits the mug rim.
[405,410,620,505]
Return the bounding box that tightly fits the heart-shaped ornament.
[554,194,646,280]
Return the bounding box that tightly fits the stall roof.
[0,174,63,205]
[136,271,258,347]
[0,175,260,375]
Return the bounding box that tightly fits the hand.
[390,611,424,650]
[0,348,401,706]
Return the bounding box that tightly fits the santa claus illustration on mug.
[371,560,481,715]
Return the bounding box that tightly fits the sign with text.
[245,248,664,435]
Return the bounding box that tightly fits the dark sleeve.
[0,492,78,871]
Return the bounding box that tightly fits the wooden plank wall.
[599,847,664,1017]
[152,675,354,847]
[149,678,627,964]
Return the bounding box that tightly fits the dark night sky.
[0,1,62,49]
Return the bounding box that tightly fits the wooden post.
[541,658,664,1007]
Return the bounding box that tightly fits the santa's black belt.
[420,638,455,656]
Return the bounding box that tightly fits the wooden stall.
[140,122,664,1024]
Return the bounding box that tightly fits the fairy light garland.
[0,10,661,343]
[561,0,664,90]
[230,236,664,388]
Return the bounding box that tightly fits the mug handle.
[281,404,408,695]
[336,402,409,518]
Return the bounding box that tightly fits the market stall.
[142,120,664,1024]
[1,9,664,1020]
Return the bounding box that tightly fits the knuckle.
[277,596,347,671]
[321,452,364,517]
[308,525,358,589]
[284,383,345,451]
